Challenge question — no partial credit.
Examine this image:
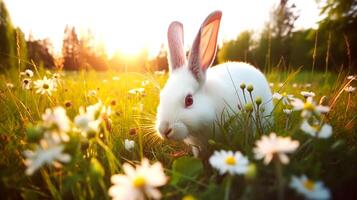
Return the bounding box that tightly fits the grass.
[0,67,356,199]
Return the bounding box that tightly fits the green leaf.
[170,156,203,185]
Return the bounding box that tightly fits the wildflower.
[290,175,331,200]
[20,69,34,77]
[124,139,135,151]
[22,78,31,90]
[129,88,145,96]
[283,109,292,115]
[209,150,249,175]
[74,101,111,136]
[23,138,71,175]
[344,86,355,93]
[292,83,298,88]
[254,133,299,165]
[34,76,56,95]
[112,76,120,81]
[6,82,14,89]
[347,75,356,81]
[273,92,294,105]
[42,107,71,142]
[269,83,274,87]
[141,80,150,86]
[154,70,165,76]
[108,158,168,200]
[300,120,332,138]
[88,90,97,97]
[52,73,60,80]
[301,91,316,98]
[291,97,330,118]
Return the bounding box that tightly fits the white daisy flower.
[254,133,299,165]
[291,97,330,118]
[300,91,316,98]
[23,138,71,175]
[283,109,292,115]
[273,92,294,105]
[88,90,97,97]
[109,158,168,200]
[34,76,57,95]
[22,78,31,90]
[290,175,331,200]
[129,88,145,96]
[344,86,355,93]
[112,76,120,81]
[124,139,135,151]
[154,70,165,76]
[141,80,150,86]
[42,107,71,142]
[6,82,14,89]
[300,120,332,139]
[20,69,34,77]
[347,75,356,81]
[209,150,249,175]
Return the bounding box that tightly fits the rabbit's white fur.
[156,11,273,157]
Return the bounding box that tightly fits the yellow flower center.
[133,176,146,188]
[43,84,49,89]
[303,180,315,191]
[303,102,315,111]
[225,156,236,166]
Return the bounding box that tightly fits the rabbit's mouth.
[157,121,189,140]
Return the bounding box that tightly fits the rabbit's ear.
[188,11,222,83]
[167,21,186,71]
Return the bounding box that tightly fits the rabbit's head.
[156,11,222,140]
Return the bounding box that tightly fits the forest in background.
[0,0,356,73]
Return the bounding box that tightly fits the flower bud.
[255,96,262,105]
[247,84,254,92]
[240,83,246,90]
[244,103,253,112]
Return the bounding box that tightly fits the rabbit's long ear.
[188,11,222,83]
[167,21,186,71]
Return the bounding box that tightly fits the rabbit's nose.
[158,121,172,139]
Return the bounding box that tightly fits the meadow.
[0,67,356,200]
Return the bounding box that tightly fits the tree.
[0,1,16,70]
[62,26,80,70]
[217,31,253,64]
[27,37,55,69]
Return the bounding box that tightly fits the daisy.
[290,175,331,200]
[42,107,71,142]
[34,76,57,95]
[273,92,294,105]
[283,109,292,115]
[347,75,356,81]
[20,69,34,77]
[112,76,120,81]
[88,90,97,97]
[344,86,355,93]
[300,91,316,98]
[291,97,330,118]
[6,82,14,89]
[209,150,249,175]
[300,120,332,138]
[129,88,145,96]
[22,78,31,90]
[124,139,135,151]
[254,133,299,165]
[23,138,71,175]
[108,158,168,200]
[154,70,165,76]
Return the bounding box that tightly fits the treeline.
[0,0,356,72]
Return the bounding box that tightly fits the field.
[0,67,356,199]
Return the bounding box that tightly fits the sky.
[4,0,322,57]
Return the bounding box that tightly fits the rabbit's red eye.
[185,94,193,108]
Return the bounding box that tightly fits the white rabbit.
[156,11,273,157]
